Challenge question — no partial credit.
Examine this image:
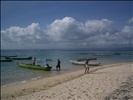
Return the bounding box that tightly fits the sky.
[1,1,133,50]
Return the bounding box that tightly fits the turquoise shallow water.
[1,50,133,86]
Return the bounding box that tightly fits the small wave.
[2,77,42,88]
[2,80,27,87]
[20,80,27,83]
[31,77,41,80]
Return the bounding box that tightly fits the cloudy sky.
[1,1,133,50]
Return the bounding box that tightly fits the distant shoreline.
[1,48,133,52]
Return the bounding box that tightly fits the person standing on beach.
[84,59,90,74]
[33,57,36,65]
[56,59,61,71]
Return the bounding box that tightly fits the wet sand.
[1,62,133,100]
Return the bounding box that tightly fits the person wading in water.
[56,59,61,71]
[33,57,36,65]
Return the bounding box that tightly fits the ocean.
[1,50,133,86]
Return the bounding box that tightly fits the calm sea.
[1,50,133,86]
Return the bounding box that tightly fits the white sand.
[1,62,133,100]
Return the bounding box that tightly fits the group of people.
[33,57,91,73]
[32,57,61,71]
[45,59,61,71]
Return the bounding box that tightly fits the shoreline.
[2,61,131,87]
[1,62,133,100]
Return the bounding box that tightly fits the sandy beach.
[1,62,133,100]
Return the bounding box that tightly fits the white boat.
[92,54,111,56]
[70,60,85,65]
[70,60,101,66]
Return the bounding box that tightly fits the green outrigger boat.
[17,62,52,71]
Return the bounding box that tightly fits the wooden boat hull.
[5,57,32,60]
[70,60,100,66]
[1,55,17,57]
[113,53,121,55]
[0,59,12,62]
[17,62,52,71]
[70,60,85,65]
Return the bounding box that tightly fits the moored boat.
[127,53,133,55]
[112,53,121,55]
[17,62,52,71]
[0,59,12,62]
[92,54,111,56]
[70,60,85,65]
[1,55,18,57]
[70,60,101,66]
[5,56,32,60]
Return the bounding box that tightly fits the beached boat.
[17,62,52,71]
[70,60,101,66]
[5,56,32,60]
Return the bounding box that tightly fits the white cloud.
[46,17,76,41]
[47,17,113,42]
[1,17,132,49]
[85,19,113,33]
[1,23,48,44]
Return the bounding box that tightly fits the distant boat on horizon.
[1,55,18,58]
[0,59,12,62]
[92,53,111,56]
[4,56,32,60]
